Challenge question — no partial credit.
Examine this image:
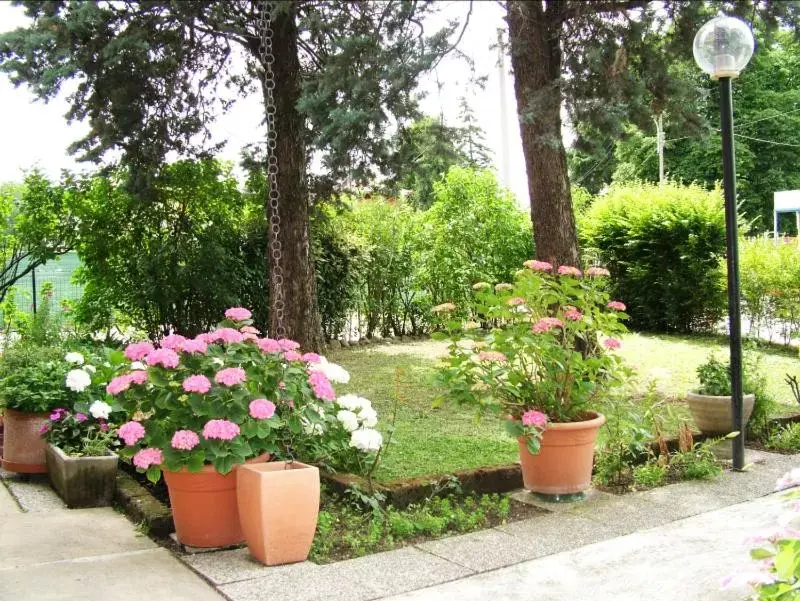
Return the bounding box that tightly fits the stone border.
[114,471,173,538]
[324,333,431,351]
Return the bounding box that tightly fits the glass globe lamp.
[693,16,755,79]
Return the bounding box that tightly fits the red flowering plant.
[110,308,381,482]
[434,261,630,454]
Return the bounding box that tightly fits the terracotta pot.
[45,444,118,508]
[1,408,49,474]
[517,411,605,495]
[686,392,755,435]
[237,461,320,566]
[164,454,267,548]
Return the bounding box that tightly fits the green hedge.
[580,182,727,332]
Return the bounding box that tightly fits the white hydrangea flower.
[64,352,84,365]
[82,364,97,374]
[89,400,112,420]
[336,410,359,432]
[130,361,146,371]
[349,427,383,452]
[212,358,224,366]
[358,406,378,428]
[310,357,350,384]
[65,369,92,393]
[336,394,363,411]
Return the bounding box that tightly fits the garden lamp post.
[693,16,755,470]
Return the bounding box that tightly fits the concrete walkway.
[0,469,223,601]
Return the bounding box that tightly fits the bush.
[765,422,800,453]
[580,182,726,332]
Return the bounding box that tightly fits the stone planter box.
[686,392,755,435]
[45,444,118,508]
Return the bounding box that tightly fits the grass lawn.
[328,334,800,482]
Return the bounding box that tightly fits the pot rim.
[687,391,756,401]
[509,410,606,430]
[3,407,51,418]
[164,452,269,475]
[46,443,118,461]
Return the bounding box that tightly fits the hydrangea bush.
[434,261,629,452]
[110,308,382,482]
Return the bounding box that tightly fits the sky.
[0,1,533,206]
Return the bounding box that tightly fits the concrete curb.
[114,471,173,538]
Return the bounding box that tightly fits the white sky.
[0,1,532,206]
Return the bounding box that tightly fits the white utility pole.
[654,113,665,185]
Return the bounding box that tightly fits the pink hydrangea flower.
[183,374,212,394]
[607,300,627,311]
[225,307,252,321]
[284,350,302,362]
[563,306,583,321]
[119,421,146,446]
[202,419,240,441]
[522,410,548,428]
[523,260,553,272]
[215,367,247,387]
[278,338,300,351]
[242,333,259,342]
[107,374,133,395]
[507,297,526,306]
[603,338,622,350]
[258,338,282,353]
[301,352,322,364]
[209,328,245,344]
[132,447,163,469]
[129,370,148,385]
[194,332,214,344]
[478,351,507,362]
[249,399,276,420]
[160,334,187,350]
[532,317,564,333]
[171,430,200,451]
[145,348,180,369]
[179,338,208,354]
[587,267,611,277]
[240,325,260,335]
[124,342,155,362]
[557,265,582,277]
[309,371,335,402]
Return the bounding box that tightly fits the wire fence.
[6,251,83,318]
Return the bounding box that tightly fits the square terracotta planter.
[45,444,118,508]
[237,461,320,566]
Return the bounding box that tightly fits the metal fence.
[6,251,83,317]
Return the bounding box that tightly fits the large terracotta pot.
[164,454,267,548]
[517,411,605,495]
[1,408,49,474]
[237,461,320,566]
[686,392,755,435]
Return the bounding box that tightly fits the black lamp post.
[693,16,755,470]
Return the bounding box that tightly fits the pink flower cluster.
[249,399,276,419]
[557,265,582,277]
[278,339,300,351]
[119,421,146,446]
[145,348,180,369]
[202,419,240,441]
[215,367,247,387]
[132,448,163,469]
[171,430,200,451]
[258,338,281,353]
[124,342,155,362]
[225,307,252,321]
[478,351,507,363]
[532,317,564,333]
[241,325,260,335]
[208,328,245,344]
[309,371,335,402]
[607,301,626,311]
[507,297,526,306]
[603,338,622,350]
[587,267,611,277]
[301,352,322,364]
[160,334,186,350]
[183,374,212,394]
[179,338,208,354]
[284,350,302,362]
[107,371,148,395]
[563,306,583,321]
[523,260,553,272]
[522,410,548,428]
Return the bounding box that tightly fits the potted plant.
[41,403,119,507]
[435,261,629,497]
[686,354,755,435]
[112,307,382,553]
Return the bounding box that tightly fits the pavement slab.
[183,547,321,586]
[3,473,66,512]
[0,481,21,514]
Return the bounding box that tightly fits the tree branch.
[559,0,647,24]
[429,0,474,71]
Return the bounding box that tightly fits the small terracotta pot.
[1,408,49,474]
[686,392,755,435]
[164,454,267,548]
[517,411,605,495]
[237,461,320,566]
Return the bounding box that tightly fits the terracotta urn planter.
[686,391,755,435]
[163,454,267,548]
[517,411,605,496]
[237,461,320,566]
[45,444,118,508]
[1,408,49,474]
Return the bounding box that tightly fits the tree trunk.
[262,5,323,351]
[506,1,580,267]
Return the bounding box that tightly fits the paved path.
[0,470,223,601]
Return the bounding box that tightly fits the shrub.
[580,182,726,332]
[765,422,800,453]
[632,462,667,488]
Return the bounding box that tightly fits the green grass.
[328,333,800,482]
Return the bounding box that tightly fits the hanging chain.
[258,1,286,340]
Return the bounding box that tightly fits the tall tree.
[0,1,468,350]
